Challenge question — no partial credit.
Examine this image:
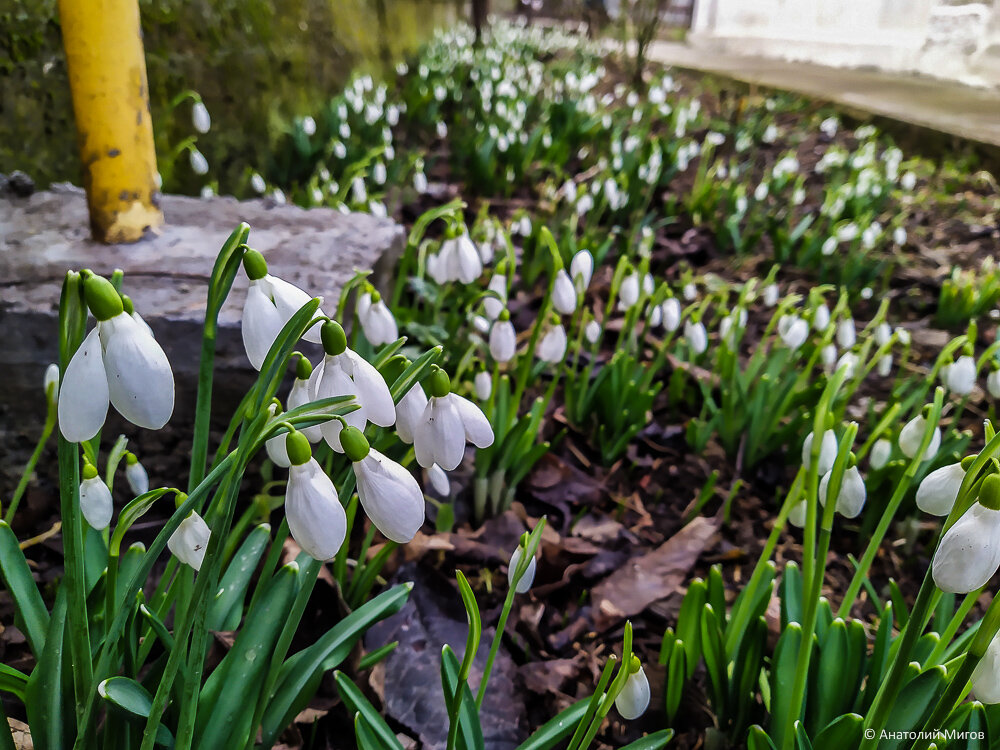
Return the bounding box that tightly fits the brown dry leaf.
[572,515,624,544]
[519,657,582,696]
[9,719,31,750]
[400,531,455,562]
[590,516,720,631]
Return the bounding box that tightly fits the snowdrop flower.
[585,320,601,344]
[877,354,893,377]
[899,412,942,461]
[283,430,347,560]
[570,250,594,292]
[779,315,809,351]
[426,463,450,496]
[901,171,917,191]
[763,284,780,308]
[874,322,892,347]
[945,355,976,395]
[893,226,907,245]
[836,319,856,349]
[489,313,517,363]
[615,659,651,720]
[79,462,113,530]
[394,383,428,445]
[988,369,1000,399]
[683,282,697,301]
[44,363,59,401]
[240,249,325,370]
[819,117,838,138]
[192,101,211,134]
[189,148,209,175]
[788,501,807,528]
[508,539,536,593]
[819,464,867,519]
[973,633,1000,704]
[870,438,892,470]
[286,357,323,443]
[916,461,967,516]
[357,290,398,347]
[813,304,830,332]
[684,320,707,354]
[474,371,492,401]
[414,368,494,471]
[802,430,837,475]
[821,237,837,256]
[821,344,838,372]
[301,116,317,136]
[618,273,641,309]
[932,476,1000,593]
[310,321,395,452]
[58,273,175,442]
[836,352,860,378]
[472,315,490,336]
[168,508,211,571]
[342,425,425,542]
[537,322,568,363]
[125,453,148,496]
[428,231,482,284]
[484,275,507,320]
[250,173,266,194]
[662,298,681,332]
[552,269,577,315]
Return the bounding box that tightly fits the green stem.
[476,588,517,709]
[926,590,979,666]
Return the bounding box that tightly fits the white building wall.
[689,0,1000,88]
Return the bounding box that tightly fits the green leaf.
[0,521,49,657]
[620,729,675,749]
[881,666,948,750]
[334,672,403,750]
[811,618,849,731]
[793,720,814,750]
[769,622,803,750]
[260,583,412,746]
[196,561,300,750]
[206,522,271,631]
[0,664,29,702]
[515,698,589,750]
[98,677,175,747]
[747,725,778,750]
[442,646,485,750]
[24,590,66,750]
[812,713,862,750]
[665,640,686,723]
[676,578,705,679]
[779,561,802,631]
[700,604,727,717]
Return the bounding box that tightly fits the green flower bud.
[242,249,268,281]
[428,367,451,398]
[295,356,313,381]
[83,273,124,321]
[286,430,312,466]
[980,474,1000,511]
[321,321,347,356]
[340,426,371,462]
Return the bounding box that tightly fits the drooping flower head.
[124,453,149,496]
[489,310,517,363]
[283,429,348,560]
[79,461,113,530]
[357,289,399,347]
[916,458,971,516]
[615,657,651,720]
[414,367,494,471]
[819,459,867,519]
[899,409,942,461]
[168,502,211,571]
[932,474,1000,593]
[58,272,175,442]
[508,532,537,594]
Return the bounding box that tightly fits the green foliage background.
[0,0,456,191]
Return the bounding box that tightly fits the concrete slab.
[0,185,405,423]
[648,40,1000,148]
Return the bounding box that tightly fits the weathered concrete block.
[0,184,405,425]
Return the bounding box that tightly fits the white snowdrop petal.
[552,269,577,315]
[355,450,425,542]
[168,511,212,571]
[242,281,285,370]
[58,327,110,442]
[932,504,1000,593]
[100,314,175,430]
[489,320,517,363]
[125,461,149,496]
[802,430,838,475]
[395,384,429,444]
[449,394,494,449]
[415,398,465,470]
[266,432,291,468]
[615,667,650,720]
[267,275,324,343]
[288,377,323,443]
[79,476,113,530]
[973,634,1000,704]
[508,545,536,593]
[347,351,396,427]
[899,415,941,461]
[870,438,892,470]
[916,462,965,516]
[286,459,348,560]
[317,359,366,451]
[427,463,451,496]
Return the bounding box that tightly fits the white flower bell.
[570,250,594,293]
[395,383,428,444]
[342,425,425,543]
[192,100,211,134]
[899,412,942,461]
[537,323,568,363]
[58,274,175,442]
[763,284,779,307]
[684,320,707,354]
[819,464,867,519]
[426,463,450,496]
[168,509,211,571]
[662,298,681,332]
[484,275,507,320]
[932,476,1000,593]
[615,659,651,720]
[972,632,1000,704]
[802,430,837,475]
[310,322,395,452]
[287,357,323,443]
[945,355,976,395]
[584,320,601,344]
[240,249,325,370]
[552,269,577,315]
[357,290,398,347]
[125,453,149,496]
[988,369,1000,399]
[474,371,492,401]
[836,319,856,349]
[489,314,517,363]
[428,231,482,284]
[870,438,892,470]
[508,539,537,593]
[414,368,494,471]
[79,462,113,530]
[284,430,348,560]
[779,315,809,352]
[916,461,967,516]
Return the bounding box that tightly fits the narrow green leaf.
[0,521,49,656]
[334,671,403,750]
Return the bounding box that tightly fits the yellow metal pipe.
[58,0,163,243]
